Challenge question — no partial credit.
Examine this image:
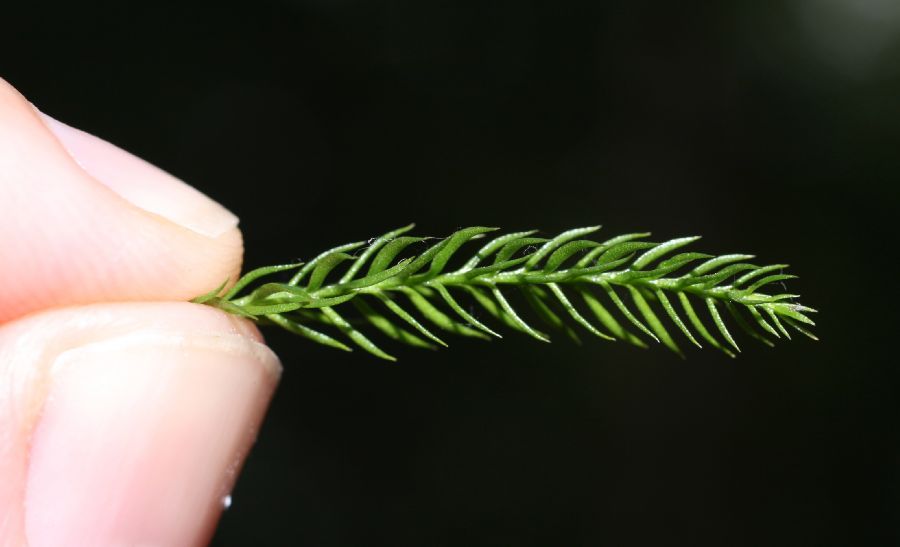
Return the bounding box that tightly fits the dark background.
[5,1,899,545]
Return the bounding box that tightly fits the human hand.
[0,78,281,546]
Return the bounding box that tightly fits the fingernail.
[36,110,238,238]
[24,331,280,547]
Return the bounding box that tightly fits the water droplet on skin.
[222,494,232,510]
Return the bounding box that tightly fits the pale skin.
[0,78,281,546]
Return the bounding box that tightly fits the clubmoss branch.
[193,224,817,360]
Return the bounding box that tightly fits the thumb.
[0,77,243,322]
[0,302,281,547]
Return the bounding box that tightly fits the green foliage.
[193,225,817,360]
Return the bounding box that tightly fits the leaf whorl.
[193,225,817,360]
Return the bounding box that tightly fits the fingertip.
[0,78,246,322]
[9,303,280,547]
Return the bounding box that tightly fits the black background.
[5,1,899,545]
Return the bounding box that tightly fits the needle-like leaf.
[267,314,352,352]
[352,299,437,350]
[525,226,601,270]
[433,283,501,338]
[321,306,396,361]
[548,283,615,341]
[706,298,740,353]
[307,252,355,292]
[492,286,549,342]
[579,288,647,347]
[628,287,682,356]
[655,290,701,348]
[341,224,415,282]
[400,287,489,340]
[462,230,538,270]
[601,282,658,342]
[376,293,448,347]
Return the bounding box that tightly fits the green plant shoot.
[192,225,817,361]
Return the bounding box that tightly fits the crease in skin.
[47,328,279,378]
[0,302,278,545]
[48,330,279,378]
